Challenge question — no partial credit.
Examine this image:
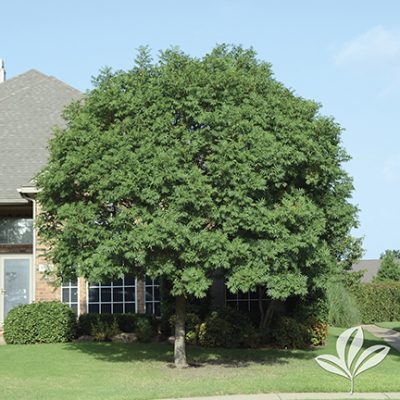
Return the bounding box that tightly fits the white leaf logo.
[315,326,390,393]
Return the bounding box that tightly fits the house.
[0,63,163,324]
[351,259,381,283]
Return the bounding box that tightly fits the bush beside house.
[4,301,77,344]
[3,297,328,349]
[77,313,158,342]
[167,307,327,349]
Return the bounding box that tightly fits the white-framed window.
[87,273,136,314]
[61,279,79,315]
[225,287,268,313]
[145,277,161,316]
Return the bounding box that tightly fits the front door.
[0,256,32,324]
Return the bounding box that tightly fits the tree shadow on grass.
[64,340,319,368]
[64,327,400,367]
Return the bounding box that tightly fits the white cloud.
[334,26,400,97]
[335,26,400,68]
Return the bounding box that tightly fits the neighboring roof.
[0,69,82,203]
[351,259,381,283]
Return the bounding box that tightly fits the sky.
[2,0,399,259]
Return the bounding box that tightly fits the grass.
[376,321,400,332]
[0,327,399,400]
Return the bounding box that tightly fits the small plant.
[135,317,156,342]
[307,317,328,346]
[78,313,145,335]
[91,317,119,341]
[315,326,390,394]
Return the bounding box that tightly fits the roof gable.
[0,69,82,202]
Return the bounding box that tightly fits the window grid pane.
[145,278,161,316]
[61,280,79,315]
[225,287,266,312]
[88,276,136,314]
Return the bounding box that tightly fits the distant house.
[351,259,381,283]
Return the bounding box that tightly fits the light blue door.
[1,257,31,323]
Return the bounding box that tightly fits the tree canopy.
[376,250,400,282]
[37,45,361,365]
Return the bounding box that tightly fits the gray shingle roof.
[351,259,381,283]
[0,69,82,203]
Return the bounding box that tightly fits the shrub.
[78,313,156,337]
[78,313,114,336]
[307,317,328,346]
[115,313,137,333]
[292,294,329,324]
[4,301,77,344]
[215,307,260,348]
[91,317,119,342]
[198,313,233,347]
[326,280,361,327]
[135,316,156,342]
[271,316,310,349]
[198,309,260,348]
[352,282,400,323]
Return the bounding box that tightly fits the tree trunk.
[174,295,188,368]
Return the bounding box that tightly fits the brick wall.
[33,201,146,313]
[0,244,32,254]
[78,277,87,314]
[34,201,60,301]
[136,278,145,313]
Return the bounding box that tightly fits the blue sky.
[2,0,399,258]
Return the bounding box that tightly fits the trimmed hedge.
[4,301,77,344]
[77,313,158,339]
[352,282,400,323]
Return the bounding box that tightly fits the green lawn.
[0,328,398,400]
[377,321,400,332]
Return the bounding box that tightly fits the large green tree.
[37,45,360,366]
